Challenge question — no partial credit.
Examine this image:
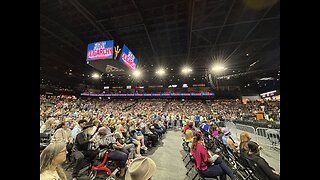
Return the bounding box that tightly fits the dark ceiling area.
[40,0,280,94]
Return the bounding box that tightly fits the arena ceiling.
[40,0,280,93]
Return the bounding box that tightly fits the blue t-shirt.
[195,115,200,121]
[202,124,209,132]
[222,135,228,145]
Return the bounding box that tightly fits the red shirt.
[183,124,195,133]
[190,142,209,171]
[183,124,189,133]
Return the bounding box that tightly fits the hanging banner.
[87,40,114,61]
[119,44,138,70]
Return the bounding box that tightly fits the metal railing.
[235,124,256,134]
[224,121,280,172]
[256,127,280,146]
[224,121,280,149]
[224,121,237,129]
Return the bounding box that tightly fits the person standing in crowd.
[40,142,67,180]
[178,113,183,128]
[195,115,200,128]
[190,131,236,180]
[125,157,156,180]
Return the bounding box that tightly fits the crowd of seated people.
[40,96,168,179]
[210,99,242,121]
[209,99,280,122]
[190,131,236,180]
[191,123,280,180]
[40,141,157,180]
[41,95,280,179]
[166,99,211,128]
[126,99,167,117]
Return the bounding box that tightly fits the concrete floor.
[148,129,188,180]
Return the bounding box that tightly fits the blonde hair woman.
[239,131,251,158]
[40,142,67,180]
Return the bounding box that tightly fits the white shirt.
[71,125,82,139]
[40,170,61,180]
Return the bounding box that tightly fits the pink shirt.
[191,143,209,171]
[212,130,218,138]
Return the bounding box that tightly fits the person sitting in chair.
[245,141,280,180]
[239,131,251,158]
[40,142,67,180]
[112,128,136,160]
[184,129,194,149]
[92,126,129,178]
[190,131,236,180]
[222,128,239,153]
[72,122,98,180]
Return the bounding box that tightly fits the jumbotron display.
[119,44,138,70]
[80,93,214,97]
[86,40,114,61]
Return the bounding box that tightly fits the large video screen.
[119,44,138,70]
[86,40,114,61]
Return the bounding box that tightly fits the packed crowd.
[126,99,167,116]
[40,96,209,180]
[210,99,280,121]
[40,96,168,180]
[83,87,213,94]
[40,95,280,180]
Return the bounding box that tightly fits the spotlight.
[181,67,192,75]
[92,73,100,79]
[155,68,166,76]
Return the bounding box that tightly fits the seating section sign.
[119,44,138,70]
[87,40,114,61]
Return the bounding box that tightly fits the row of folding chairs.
[182,137,220,180]
[210,138,259,180]
[182,134,262,180]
